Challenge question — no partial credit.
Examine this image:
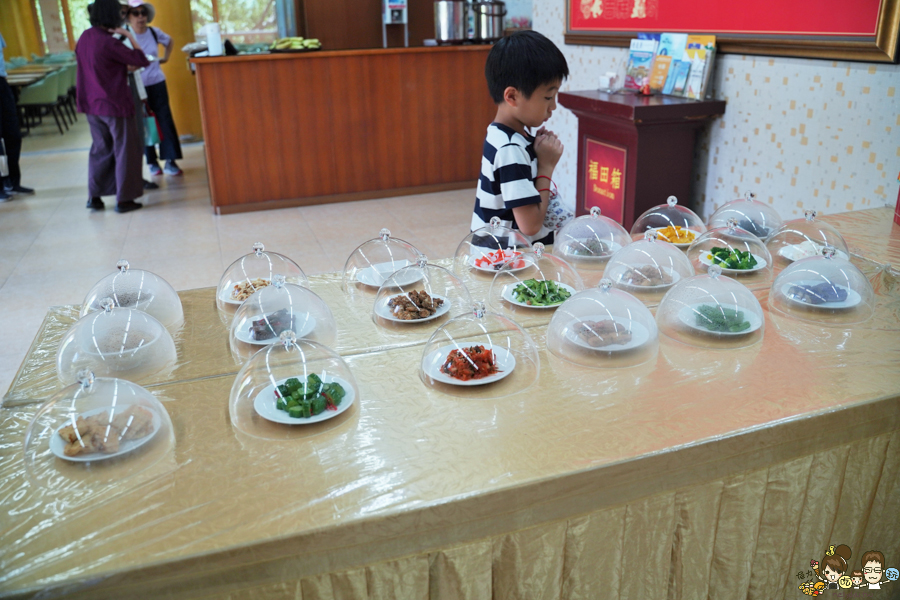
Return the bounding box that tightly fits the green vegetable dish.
[275,374,346,418]
[510,279,572,307]
[694,304,751,333]
[708,246,758,270]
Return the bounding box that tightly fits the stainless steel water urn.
[434,1,467,44]
[472,1,506,42]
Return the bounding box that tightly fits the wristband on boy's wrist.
[537,188,551,193]
[536,175,553,184]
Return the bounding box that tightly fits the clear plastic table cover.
[686,218,774,291]
[487,242,584,319]
[81,260,184,332]
[372,256,472,335]
[420,301,539,399]
[603,230,695,307]
[452,217,533,290]
[629,195,706,247]
[768,246,875,326]
[341,228,424,296]
[552,208,632,285]
[230,274,337,363]
[657,265,765,349]
[706,191,784,241]
[216,243,309,320]
[57,298,178,384]
[229,331,360,441]
[23,370,175,492]
[547,278,658,368]
[765,209,851,272]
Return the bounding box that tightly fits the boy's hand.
[534,132,563,172]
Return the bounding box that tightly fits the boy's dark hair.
[89,0,125,29]
[485,31,569,104]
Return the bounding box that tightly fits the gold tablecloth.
[1,208,899,599]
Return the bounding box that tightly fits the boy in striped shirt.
[472,31,569,245]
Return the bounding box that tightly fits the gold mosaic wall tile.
[532,0,900,220]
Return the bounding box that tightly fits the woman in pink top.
[76,0,150,213]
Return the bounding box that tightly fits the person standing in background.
[126,0,183,177]
[76,0,150,212]
[0,32,35,201]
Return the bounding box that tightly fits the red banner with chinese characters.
[567,0,880,36]
[584,138,627,222]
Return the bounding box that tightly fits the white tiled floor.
[0,118,475,397]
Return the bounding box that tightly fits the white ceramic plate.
[565,316,651,351]
[467,251,529,273]
[50,405,161,462]
[698,252,768,273]
[219,279,271,306]
[423,344,516,386]
[678,303,762,336]
[375,294,451,323]
[563,238,621,259]
[356,260,422,287]
[778,242,849,262]
[253,374,355,425]
[501,281,577,309]
[615,265,681,291]
[234,312,317,345]
[781,281,862,309]
[647,227,698,248]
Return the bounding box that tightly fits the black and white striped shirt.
[471,123,553,244]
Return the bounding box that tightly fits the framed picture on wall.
[564,0,899,63]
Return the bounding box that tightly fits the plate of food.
[565,316,650,351]
[467,249,528,273]
[777,241,849,262]
[562,238,620,259]
[220,278,271,305]
[253,373,354,425]
[647,225,698,248]
[698,247,768,273]
[356,260,422,287]
[781,281,861,309]
[375,290,451,323]
[234,308,317,345]
[678,303,762,336]
[616,265,680,290]
[501,279,575,308]
[49,405,161,462]
[423,344,516,386]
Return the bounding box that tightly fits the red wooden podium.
[558,90,726,229]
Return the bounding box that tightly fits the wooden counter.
[192,46,496,214]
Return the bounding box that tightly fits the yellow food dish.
[655,225,696,244]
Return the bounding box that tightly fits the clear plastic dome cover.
[373,256,472,332]
[707,191,784,241]
[603,230,696,306]
[230,274,337,362]
[57,299,177,384]
[342,228,424,293]
[420,301,539,398]
[487,242,584,319]
[452,217,533,290]
[553,207,632,266]
[229,331,359,440]
[630,195,707,247]
[81,260,184,331]
[217,242,309,314]
[686,218,774,290]
[547,278,659,368]
[765,209,851,271]
[656,265,765,349]
[768,245,874,326]
[24,370,175,489]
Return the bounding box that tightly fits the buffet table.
[1,208,899,599]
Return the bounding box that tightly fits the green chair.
[55,65,78,124]
[9,56,28,67]
[18,72,67,135]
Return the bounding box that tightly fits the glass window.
[191,0,277,44]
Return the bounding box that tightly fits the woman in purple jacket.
[76,0,150,213]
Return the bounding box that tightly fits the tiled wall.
[532,0,900,221]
